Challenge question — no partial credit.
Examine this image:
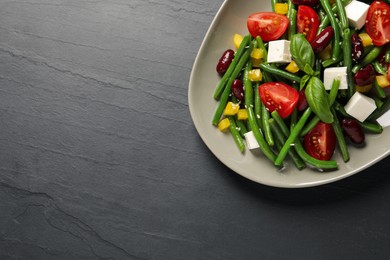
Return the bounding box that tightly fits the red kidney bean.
[231,79,244,101]
[310,26,334,53]
[216,49,234,75]
[297,89,308,111]
[341,118,365,145]
[351,33,364,62]
[291,0,319,6]
[354,64,375,86]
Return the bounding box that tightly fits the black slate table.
[1,0,390,259]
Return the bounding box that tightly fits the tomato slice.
[297,5,320,43]
[258,82,299,118]
[303,122,336,161]
[247,12,289,41]
[366,1,390,46]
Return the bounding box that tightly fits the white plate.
[188,0,390,188]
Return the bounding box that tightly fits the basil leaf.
[305,77,334,123]
[300,75,311,90]
[304,64,315,75]
[290,34,315,75]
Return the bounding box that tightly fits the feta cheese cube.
[344,92,376,122]
[323,67,348,90]
[267,40,291,63]
[345,0,370,29]
[376,109,390,128]
[244,131,259,150]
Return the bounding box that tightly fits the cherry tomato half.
[365,1,390,46]
[297,5,320,43]
[258,82,299,118]
[304,122,336,161]
[247,12,289,41]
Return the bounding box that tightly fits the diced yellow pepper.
[223,101,240,115]
[234,34,243,49]
[355,84,372,93]
[274,3,289,15]
[217,118,230,132]
[237,109,248,120]
[285,60,300,73]
[251,48,264,59]
[376,75,390,88]
[248,69,263,82]
[359,33,373,47]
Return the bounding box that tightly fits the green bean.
[294,140,338,169]
[334,101,350,118]
[373,60,388,75]
[335,0,348,30]
[271,111,289,137]
[322,55,343,68]
[212,40,256,125]
[315,57,322,76]
[367,99,390,121]
[269,119,305,170]
[213,34,251,100]
[290,108,298,132]
[244,62,277,163]
[318,5,337,33]
[301,116,320,137]
[328,79,341,105]
[352,46,384,73]
[259,63,302,83]
[235,115,248,137]
[372,95,384,108]
[228,116,245,153]
[256,36,268,63]
[331,107,349,162]
[271,0,278,12]
[262,102,274,146]
[274,107,312,167]
[320,0,341,62]
[287,1,297,40]
[359,121,383,134]
[254,85,263,129]
[373,78,386,99]
[385,45,390,63]
[262,70,273,82]
[342,28,355,98]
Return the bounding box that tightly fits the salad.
[212,0,390,171]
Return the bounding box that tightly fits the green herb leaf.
[305,77,334,123]
[290,34,315,75]
[304,64,315,75]
[300,75,311,90]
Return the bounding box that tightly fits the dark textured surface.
[1,0,390,259]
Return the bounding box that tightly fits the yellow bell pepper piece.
[223,101,240,115]
[355,84,372,93]
[217,118,230,132]
[376,75,390,88]
[274,3,288,15]
[234,34,243,49]
[359,33,373,47]
[237,109,248,120]
[285,61,300,73]
[248,69,263,82]
[251,48,264,59]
